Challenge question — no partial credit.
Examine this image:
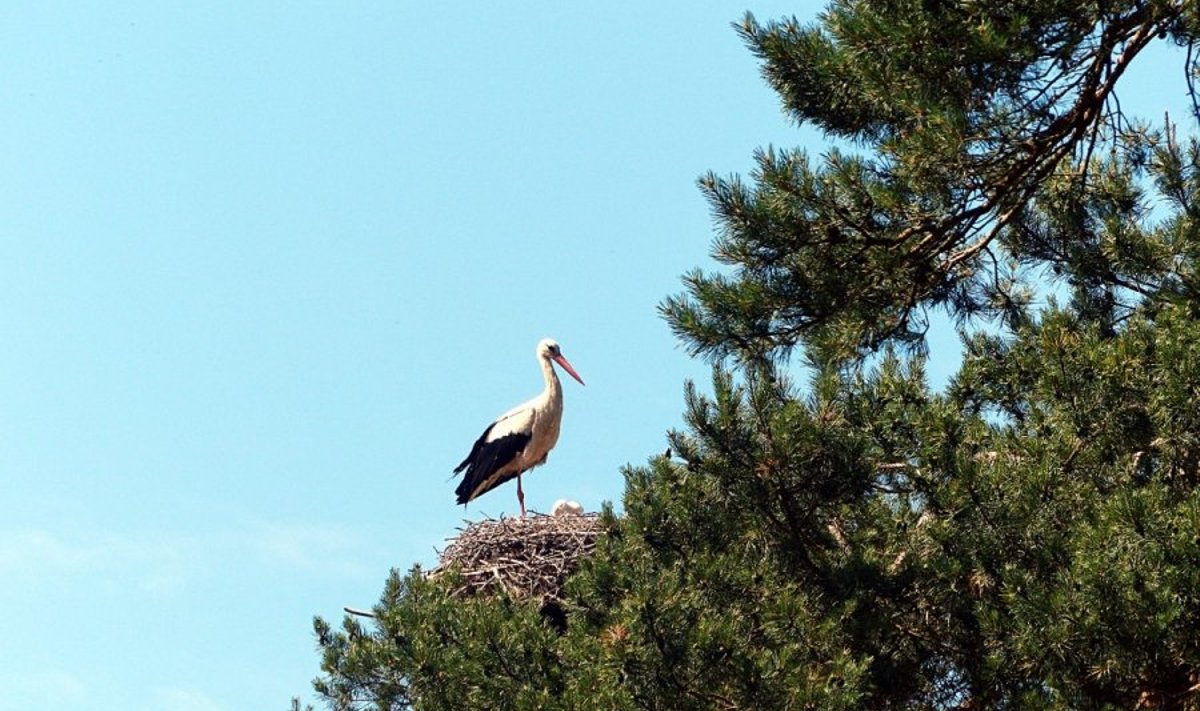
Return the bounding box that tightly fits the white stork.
[453,338,585,517]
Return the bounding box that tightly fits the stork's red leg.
[516,472,526,518]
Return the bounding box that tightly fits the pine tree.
[309,1,1200,708]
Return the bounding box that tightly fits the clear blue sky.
[0,4,1190,710]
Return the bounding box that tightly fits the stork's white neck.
[540,354,562,400]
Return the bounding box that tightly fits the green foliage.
[663,0,1200,359]
[309,1,1200,709]
[313,569,572,710]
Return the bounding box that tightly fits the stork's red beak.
[553,354,585,386]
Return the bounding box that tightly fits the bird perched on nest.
[453,338,585,518]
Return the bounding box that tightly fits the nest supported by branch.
[430,512,604,607]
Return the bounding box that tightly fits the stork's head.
[538,338,585,385]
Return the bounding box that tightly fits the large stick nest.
[430,512,605,607]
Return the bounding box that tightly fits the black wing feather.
[454,423,494,474]
[454,428,532,504]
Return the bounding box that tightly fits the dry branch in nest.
[429,512,604,625]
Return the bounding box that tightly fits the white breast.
[522,389,563,469]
